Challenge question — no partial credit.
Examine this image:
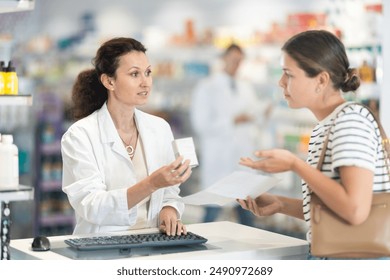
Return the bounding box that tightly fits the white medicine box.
[172,137,199,168]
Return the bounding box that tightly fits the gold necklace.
[118,124,138,157]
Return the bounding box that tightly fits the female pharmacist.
[237,30,390,259]
[61,37,192,236]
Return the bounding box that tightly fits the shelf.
[39,213,74,227]
[0,185,34,202]
[357,82,381,99]
[0,95,33,106]
[346,44,381,53]
[33,92,71,236]
[0,0,35,14]
[272,106,316,125]
[40,180,62,192]
[40,140,61,154]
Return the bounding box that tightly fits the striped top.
[302,102,390,240]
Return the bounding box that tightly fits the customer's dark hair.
[282,30,360,92]
[72,37,147,120]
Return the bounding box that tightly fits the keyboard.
[64,231,208,251]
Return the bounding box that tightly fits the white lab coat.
[190,72,262,189]
[61,103,184,234]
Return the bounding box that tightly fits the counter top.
[0,185,34,202]
[10,221,309,260]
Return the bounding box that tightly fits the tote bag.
[310,103,390,258]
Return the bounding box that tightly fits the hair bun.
[341,68,360,92]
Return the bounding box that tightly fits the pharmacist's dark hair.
[71,37,147,120]
[282,30,360,92]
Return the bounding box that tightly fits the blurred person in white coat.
[190,43,270,226]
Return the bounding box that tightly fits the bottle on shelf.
[0,134,19,189]
[4,61,18,95]
[358,60,375,83]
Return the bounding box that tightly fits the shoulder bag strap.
[316,103,349,171]
[317,102,390,174]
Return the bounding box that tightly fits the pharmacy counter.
[10,221,309,260]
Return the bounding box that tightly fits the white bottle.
[0,134,19,189]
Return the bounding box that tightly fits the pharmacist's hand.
[237,193,281,217]
[146,156,192,191]
[239,149,297,173]
[159,206,187,236]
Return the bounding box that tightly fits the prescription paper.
[181,170,280,206]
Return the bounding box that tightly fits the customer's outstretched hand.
[239,149,298,173]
